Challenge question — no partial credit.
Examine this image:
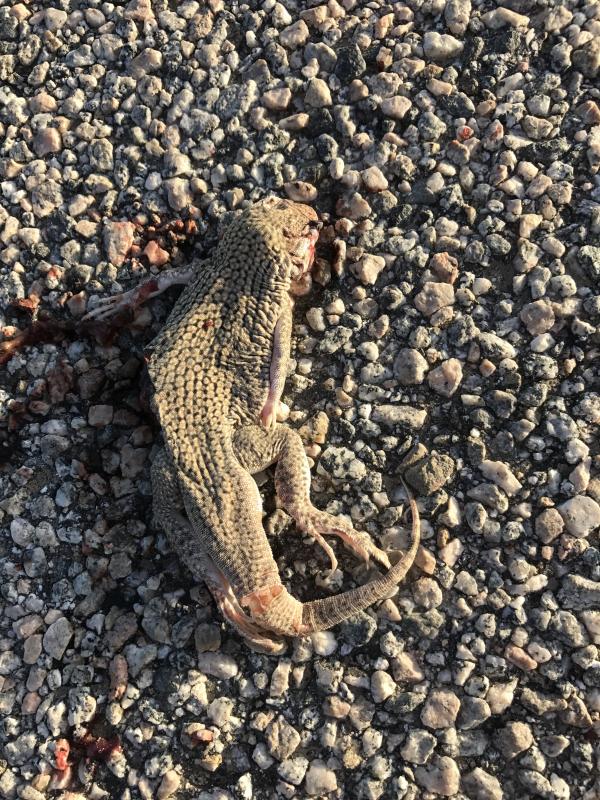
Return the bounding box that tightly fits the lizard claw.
[82,292,135,323]
[260,399,277,429]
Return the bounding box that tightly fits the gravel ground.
[1,0,600,798]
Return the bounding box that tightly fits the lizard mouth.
[290,221,322,296]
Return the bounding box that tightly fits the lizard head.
[252,197,322,296]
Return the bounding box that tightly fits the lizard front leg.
[82,265,199,323]
[232,425,391,572]
[260,298,293,429]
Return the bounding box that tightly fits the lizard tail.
[299,481,420,632]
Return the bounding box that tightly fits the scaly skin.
[98,197,420,652]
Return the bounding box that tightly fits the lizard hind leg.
[151,449,286,654]
[231,425,391,572]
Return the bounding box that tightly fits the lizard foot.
[260,399,289,430]
[209,577,287,655]
[298,511,391,571]
[82,286,150,323]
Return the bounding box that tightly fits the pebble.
[144,240,170,267]
[415,756,461,796]
[157,771,180,800]
[305,78,332,108]
[265,717,301,761]
[400,729,436,764]
[305,762,337,796]
[42,618,72,660]
[497,722,533,759]
[361,166,388,193]
[381,95,412,119]
[414,282,454,316]
[371,670,396,703]
[479,460,522,496]
[463,768,503,800]
[103,221,136,267]
[33,128,61,157]
[558,496,600,537]
[393,349,429,385]
[421,689,461,729]
[427,359,463,397]
[423,32,464,63]
[196,653,238,680]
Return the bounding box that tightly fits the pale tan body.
[85,198,419,652]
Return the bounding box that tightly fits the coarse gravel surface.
[1,1,600,799]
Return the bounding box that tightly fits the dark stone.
[485,390,517,419]
[338,612,377,648]
[305,108,334,137]
[521,138,570,165]
[316,133,338,160]
[335,43,366,81]
[0,7,18,40]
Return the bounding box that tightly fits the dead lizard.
[83,197,420,653]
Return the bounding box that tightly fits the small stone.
[270,660,292,697]
[144,240,170,267]
[535,508,565,544]
[284,181,318,202]
[361,166,388,192]
[486,679,517,714]
[311,631,337,656]
[305,78,332,108]
[266,717,301,761]
[278,757,309,786]
[353,254,386,285]
[415,756,461,796]
[431,252,459,284]
[380,95,412,119]
[124,0,155,21]
[129,47,163,79]
[558,496,600,537]
[505,644,537,671]
[428,359,463,397]
[401,729,436,764]
[262,88,292,111]
[496,721,533,759]
[415,282,454,316]
[371,405,427,429]
[423,32,464,63]
[196,652,238,679]
[393,349,429,385]
[43,617,73,660]
[479,460,522,496]
[391,652,425,684]
[88,405,113,427]
[33,128,61,157]
[208,697,234,727]
[520,300,555,335]
[164,178,192,211]
[279,20,310,49]
[305,761,337,796]
[481,7,530,28]
[463,768,503,800]
[371,670,396,703]
[103,221,136,267]
[157,770,180,800]
[445,0,471,35]
[412,577,443,609]
[405,454,455,495]
[421,689,460,728]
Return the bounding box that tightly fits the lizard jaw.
[289,223,321,296]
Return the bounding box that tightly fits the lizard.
[84,197,420,653]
